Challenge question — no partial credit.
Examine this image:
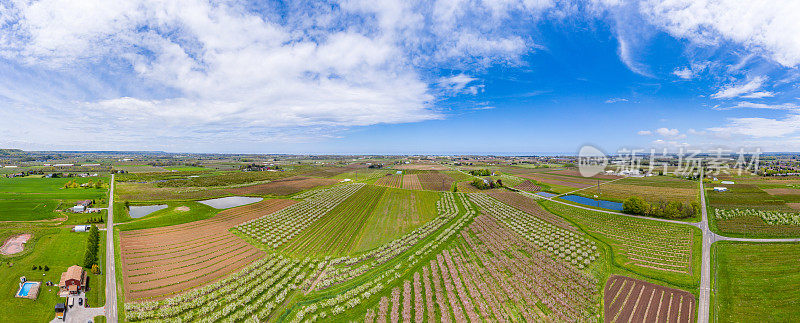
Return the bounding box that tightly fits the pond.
[129,204,168,218]
[198,196,263,209]
[535,192,558,198]
[559,195,623,211]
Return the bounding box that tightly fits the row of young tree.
[622,196,700,219]
[83,225,101,274]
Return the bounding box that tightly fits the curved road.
[105,174,118,323]
[521,171,800,323]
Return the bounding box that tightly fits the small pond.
[559,195,623,211]
[129,204,168,218]
[535,192,558,198]
[198,196,263,209]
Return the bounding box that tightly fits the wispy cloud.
[711,76,767,99]
[709,114,800,138]
[637,130,652,135]
[713,102,799,111]
[672,67,693,79]
[605,97,629,103]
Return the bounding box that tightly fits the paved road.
[522,171,800,323]
[104,174,118,323]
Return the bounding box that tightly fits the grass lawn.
[0,227,104,322]
[115,201,218,231]
[0,177,109,221]
[712,241,800,322]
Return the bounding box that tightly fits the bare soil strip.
[603,275,695,323]
[119,198,296,301]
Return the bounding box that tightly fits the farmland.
[0,176,109,221]
[417,172,455,191]
[712,242,800,322]
[604,275,695,323]
[541,199,701,286]
[225,176,338,196]
[119,199,296,301]
[374,174,403,188]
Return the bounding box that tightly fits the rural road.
[523,171,800,323]
[104,174,118,323]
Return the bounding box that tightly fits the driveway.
[50,294,105,323]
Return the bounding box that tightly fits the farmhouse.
[71,200,93,213]
[59,265,87,295]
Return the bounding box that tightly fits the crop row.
[235,183,364,248]
[287,194,478,321]
[124,254,314,321]
[315,192,461,289]
[364,213,598,322]
[715,208,800,226]
[469,193,599,269]
[542,200,694,275]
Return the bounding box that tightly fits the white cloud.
[714,102,799,111]
[709,114,800,138]
[740,91,775,99]
[605,97,629,103]
[437,74,483,95]
[0,0,556,148]
[639,0,800,67]
[711,76,767,99]
[637,130,652,135]
[655,127,680,137]
[672,67,693,79]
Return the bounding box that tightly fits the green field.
[280,185,441,257]
[354,188,439,252]
[0,177,109,221]
[541,199,701,288]
[0,227,105,322]
[115,201,218,231]
[712,242,800,322]
[162,166,210,172]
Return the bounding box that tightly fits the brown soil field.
[417,172,455,191]
[517,173,594,188]
[549,169,621,179]
[0,233,31,255]
[514,180,541,192]
[226,176,338,196]
[401,174,423,190]
[375,174,403,188]
[788,203,800,210]
[581,183,697,203]
[119,198,296,301]
[764,188,800,195]
[393,163,449,171]
[302,164,364,178]
[716,214,800,237]
[486,191,576,231]
[604,275,695,323]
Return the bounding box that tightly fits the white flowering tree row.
[715,208,800,226]
[288,193,478,322]
[468,193,599,269]
[314,192,462,289]
[124,255,316,322]
[235,183,365,248]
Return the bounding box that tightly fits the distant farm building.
[71,200,93,213]
[721,181,735,185]
[72,225,92,232]
[713,187,728,192]
[59,265,87,295]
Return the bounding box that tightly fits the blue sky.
[0,0,799,154]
